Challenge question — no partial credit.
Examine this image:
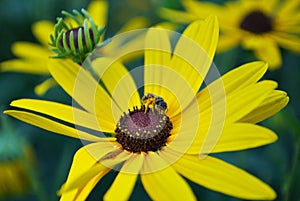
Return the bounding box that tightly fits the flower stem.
[282,109,300,201]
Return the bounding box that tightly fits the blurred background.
[0,0,299,200]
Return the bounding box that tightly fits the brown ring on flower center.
[115,105,173,153]
[240,10,273,34]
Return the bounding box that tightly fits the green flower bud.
[49,9,104,63]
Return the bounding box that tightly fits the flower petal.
[240,90,289,123]
[34,78,57,96]
[60,171,108,201]
[209,123,277,153]
[196,61,268,118]
[269,32,300,53]
[59,142,116,200]
[104,154,144,201]
[0,59,49,74]
[4,110,101,141]
[9,99,115,133]
[225,80,278,122]
[48,59,121,126]
[172,154,276,200]
[217,33,240,52]
[141,152,196,201]
[60,142,123,192]
[11,42,51,59]
[31,20,54,47]
[144,27,171,67]
[181,80,278,155]
[158,7,198,23]
[116,16,149,34]
[144,67,195,117]
[254,40,282,70]
[243,36,282,70]
[170,16,218,94]
[91,58,140,112]
[87,0,108,28]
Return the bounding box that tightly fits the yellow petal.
[60,142,119,192]
[167,98,200,154]
[195,61,268,118]
[172,154,276,200]
[278,0,300,16]
[170,16,218,94]
[48,59,121,126]
[87,0,108,28]
[182,0,222,19]
[144,27,171,67]
[91,58,140,113]
[225,80,278,122]
[210,123,277,153]
[9,99,115,133]
[62,163,107,192]
[116,16,149,34]
[59,142,116,200]
[141,152,196,201]
[104,154,144,201]
[34,78,57,96]
[98,29,145,61]
[218,61,268,93]
[144,28,197,116]
[182,79,277,155]
[144,67,195,118]
[254,40,282,70]
[242,36,282,70]
[240,90,289,123]
[60,170,109,201]
[31,20,54,47]
[11,42,51,59]
[158,7,198,23]
[176,62,268,155]
[269,32,300,53]
[4,110,101,141]
[217,33,240,52]
[0,59,49,74]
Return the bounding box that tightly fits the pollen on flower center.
[240,10,273,34]
[115,106,173,153]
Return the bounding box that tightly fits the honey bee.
[141,93,167,113]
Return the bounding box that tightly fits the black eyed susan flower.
[160,0,300,70]
[0,0,149,96]
[5,16,288,200]
[0,116,35,197]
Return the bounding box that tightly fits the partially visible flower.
[5,16,288,200]
[0,0,149,96]
[49,9,105,64]
[0,116,35,197]
[160,0,300,69]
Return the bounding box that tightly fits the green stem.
[282,108,300,201]
[283,138,300,201]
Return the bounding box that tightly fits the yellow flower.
[0,0,148,96]
[160,0,300,70]
[5,16,288,200]
[0,116,35,197]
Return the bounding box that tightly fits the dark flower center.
[59,27,95,50]
[240,10,273,34]
[115,105,173,153]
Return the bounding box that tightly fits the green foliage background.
[0,0,299,200]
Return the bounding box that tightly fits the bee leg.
[144,102,151,113]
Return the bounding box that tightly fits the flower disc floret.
[240,10,273,34]
[115,105,173,153]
